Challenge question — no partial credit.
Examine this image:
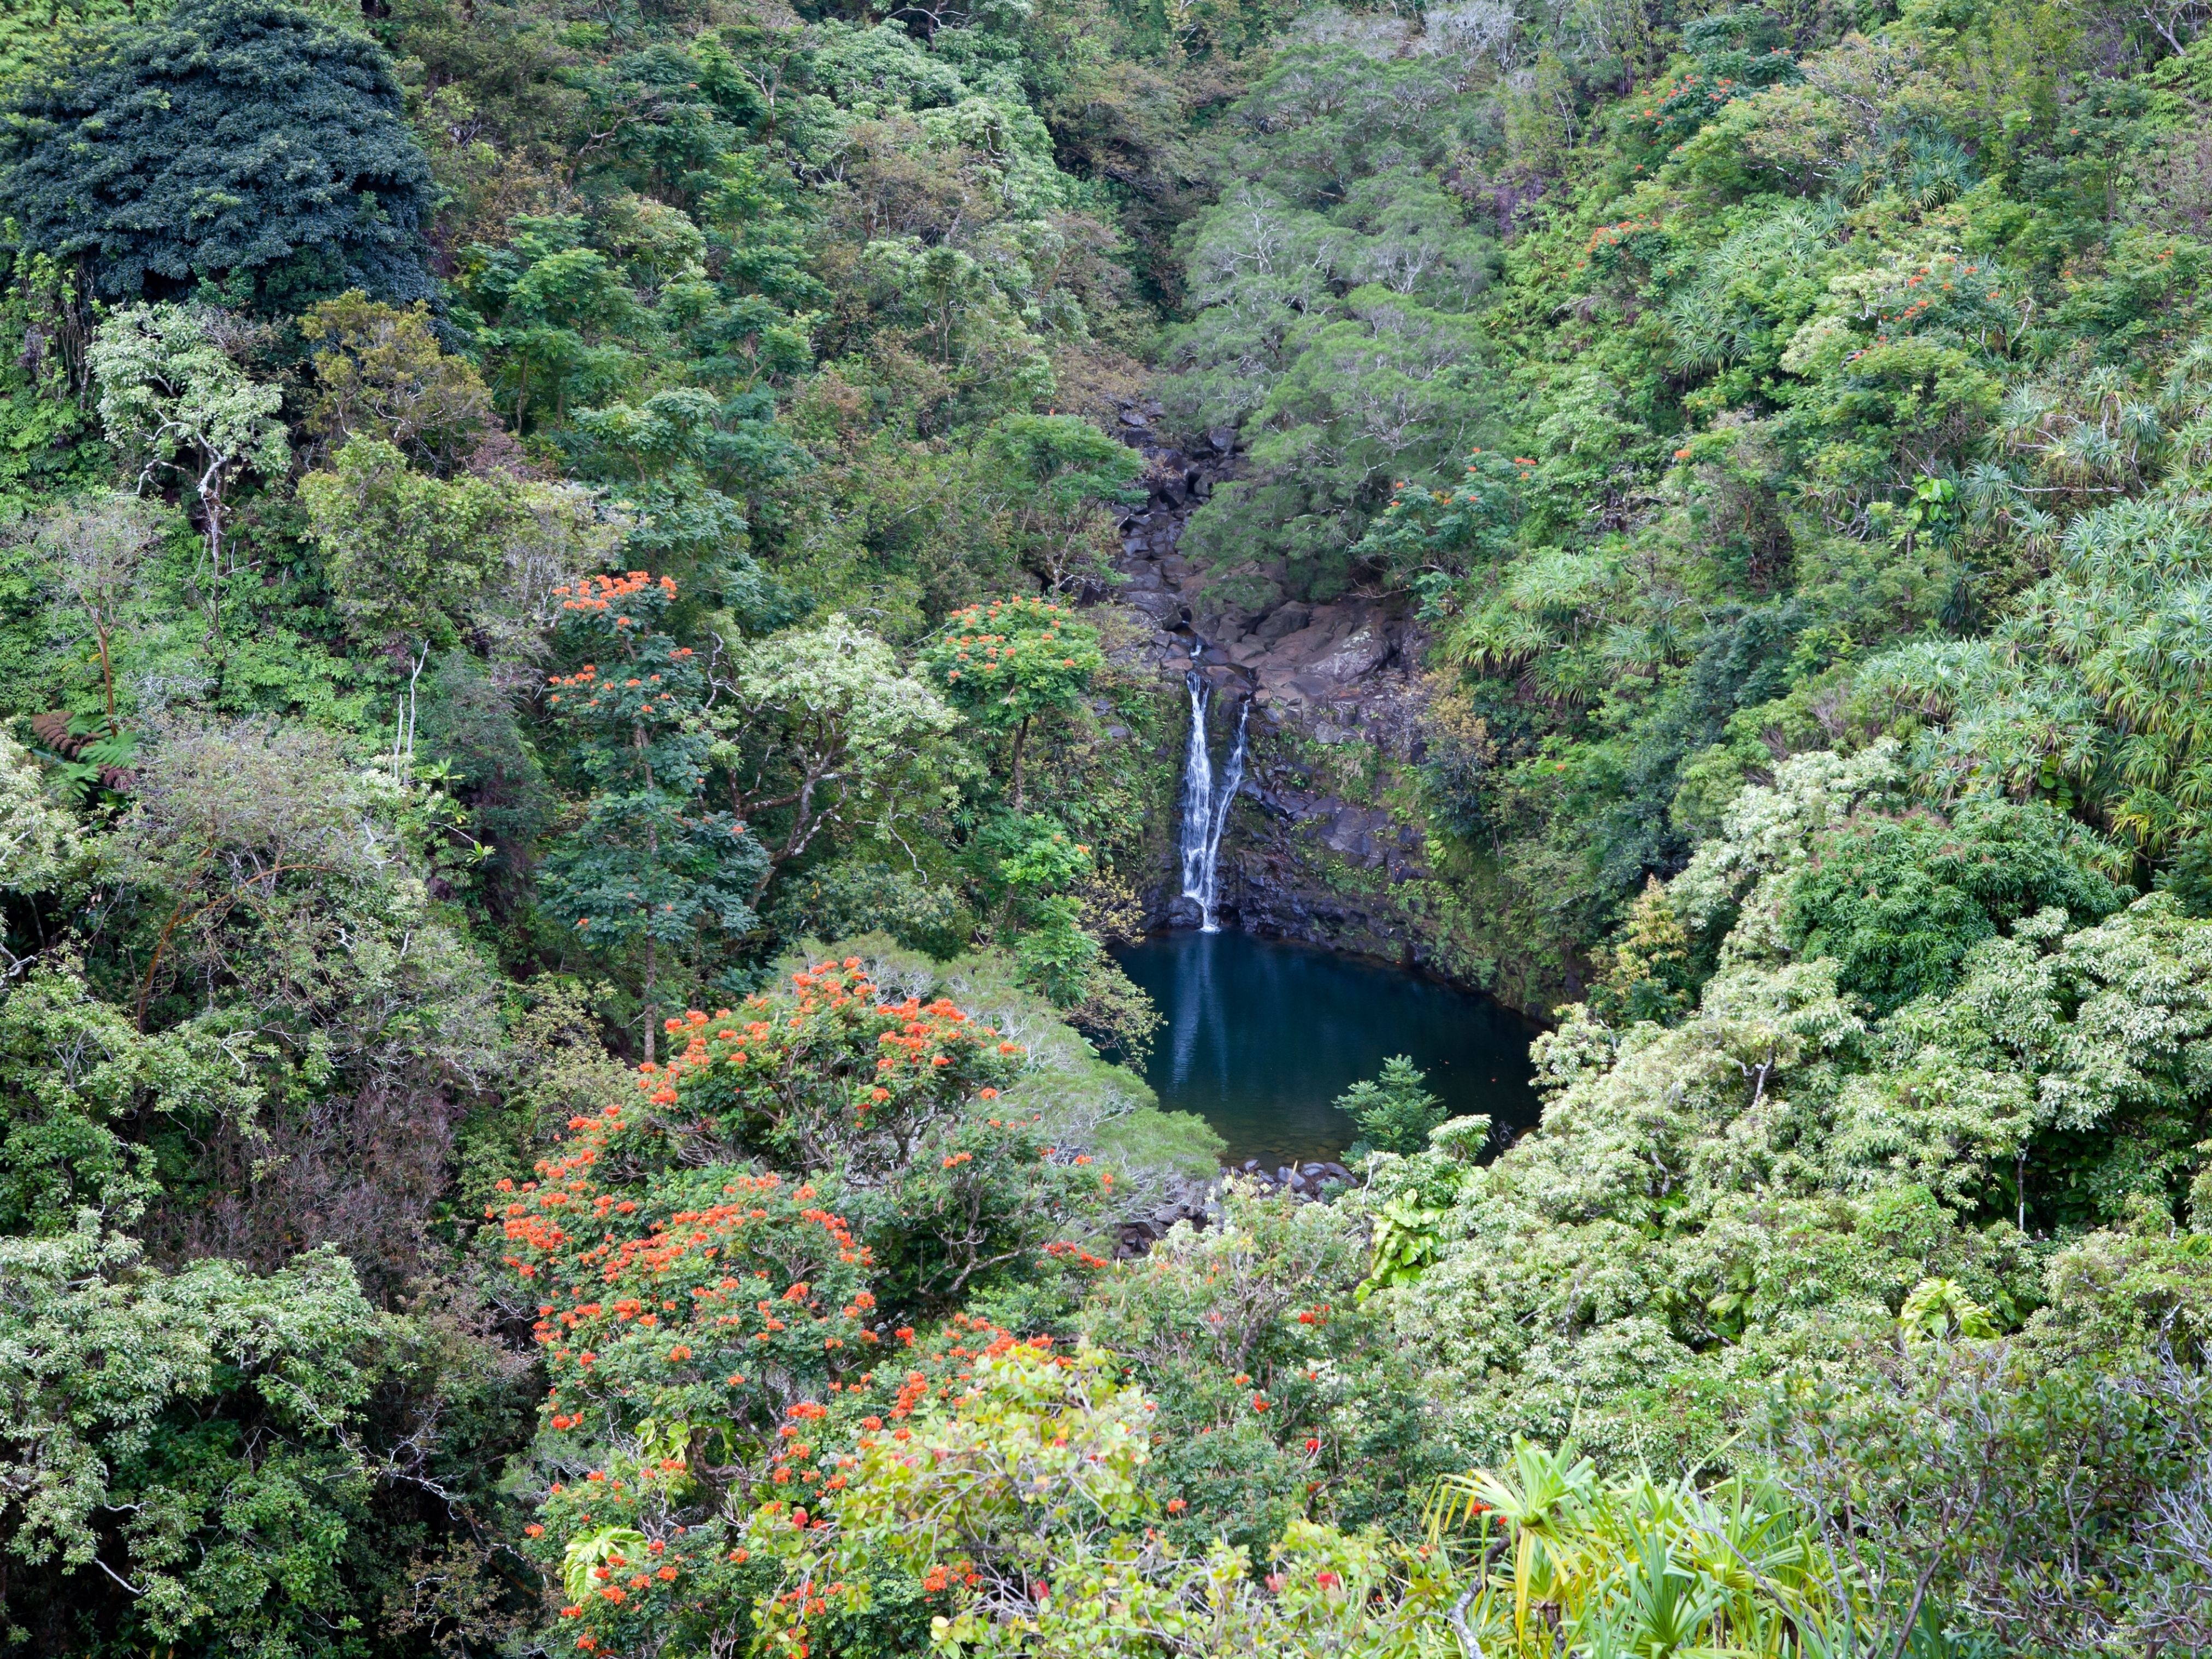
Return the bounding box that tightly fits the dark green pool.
[1111,929,1544,1167]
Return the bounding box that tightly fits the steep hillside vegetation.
[0,0,2209,1654]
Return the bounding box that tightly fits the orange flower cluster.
[544,664,684,717]
[1632,70,1734,118]
[1575,217,1664,273]
[1385,450,1534,515]
[937,597,1079,681]
[1042,1240,1111,1269]
[1585,217,1661,251]
[544,661,597,708]
[492,1099,882,1419]
[1627,50,1787,126]
[634,961,1020,1131]
[943,597,1067,630]
[821,1319,1080,1469]
[554,571,673,612]
[1843,257,2019,362]
[765,1568,848,1619]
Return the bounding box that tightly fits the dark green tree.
[536,570,766,1060]
[0,0,434,308]
[1782,800,2130,1015]
[980,413,1145,593]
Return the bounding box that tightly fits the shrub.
[1337,1056,1447,1156]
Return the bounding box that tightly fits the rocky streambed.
[1111,1161,1362,1258]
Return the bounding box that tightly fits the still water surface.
[1111,929,1543,1166]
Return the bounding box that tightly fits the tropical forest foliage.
[1,0,2210,1654]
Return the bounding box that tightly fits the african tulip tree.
[536,571,766,1058]
[918,597,1104,810]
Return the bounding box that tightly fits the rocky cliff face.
[1099,404,1505,993]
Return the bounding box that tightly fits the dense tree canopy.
[2,0,2211,1653]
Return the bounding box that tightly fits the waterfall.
[1176,672,1248,933]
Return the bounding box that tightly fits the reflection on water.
[1111,929,1543,1167]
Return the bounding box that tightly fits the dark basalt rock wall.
[1097,403,1495,992]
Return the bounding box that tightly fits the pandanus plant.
[1426,1440,1863,1658]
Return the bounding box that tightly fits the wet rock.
[1124,590,1183,625]
[1323,805,1396,864]
[1300,619,1392,685]
[1113,1177,1220,1257]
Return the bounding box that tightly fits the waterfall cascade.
[1176,670,1248,932]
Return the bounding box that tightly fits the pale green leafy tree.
[36,491,167,725]
[747,1341,1461,1657]
[1363,710,2212,1472]
[298,437,622,652]
[1837,892,2212,1226]
[88,304,289,604]
[0,963,268,1234]
[1361,746,2068,1467]
[1664,738,1914,954]
[713,613,957,898]
[0,732,80,907]
[0,1226,384,1650]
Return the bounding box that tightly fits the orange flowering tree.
[746,1339,1152,1651]
[491,959,1128,1657]
[1352,448,1529,610]
[494,1110,879,1659]
[537,569,766,1054]
[917,597,1103,809]
[1619,10,1798,154]
[630,960,1113,1309]
[634,961,1008,1163]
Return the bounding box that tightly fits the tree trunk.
[95,622,114,725]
